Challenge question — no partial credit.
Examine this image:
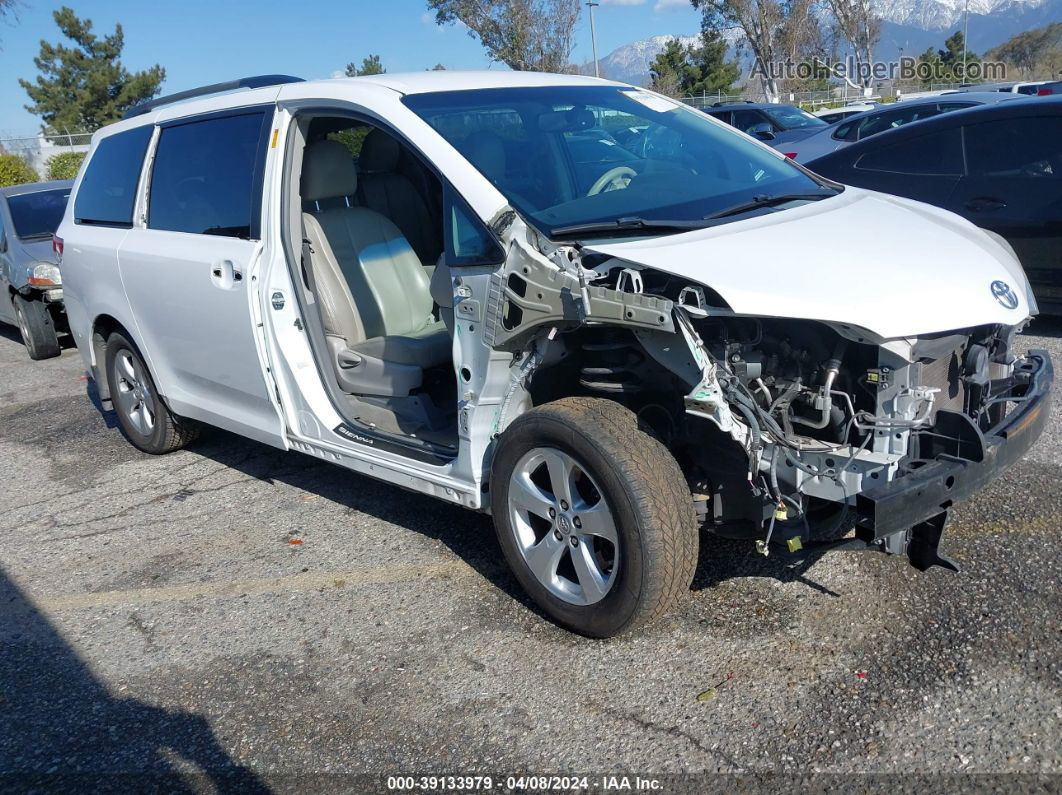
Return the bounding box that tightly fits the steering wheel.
[588,166,637,196]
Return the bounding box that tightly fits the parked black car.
[705,102,828,146]
[807,97,1062,313]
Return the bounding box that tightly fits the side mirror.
[747,122,776,141]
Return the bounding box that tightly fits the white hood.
[585,187,1034,340]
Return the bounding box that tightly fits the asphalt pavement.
[0,318,1059,792]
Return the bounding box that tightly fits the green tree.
[649,32,739,98]
[47,150,86,180]
[686,29,740,95]
[0,154,38,188]
[345,54,386,77]
[649,39,690,97]
[917,31,979,83]
[20,7,165,132]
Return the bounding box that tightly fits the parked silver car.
[0,180,72,359]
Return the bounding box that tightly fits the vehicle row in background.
[781,93,1028,162]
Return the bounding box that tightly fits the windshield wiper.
[704,191,836,220]
[551,216,710,238]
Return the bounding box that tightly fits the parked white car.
[57,72,1052,636]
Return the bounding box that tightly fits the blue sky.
[0,0,702,135]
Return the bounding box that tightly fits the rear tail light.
[52,235,64,261]
[783,153,797,159]
[1037,88,1053,96]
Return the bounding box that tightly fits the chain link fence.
[0,131,93,177]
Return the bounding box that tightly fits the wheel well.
[90,314,129,403]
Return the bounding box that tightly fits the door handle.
[209,260,242,288]
[965,196,1007,212]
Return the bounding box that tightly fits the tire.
[492,397,698,637]
[104,331,200,454]
[12,295,60,360]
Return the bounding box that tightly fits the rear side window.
[74,126,153,227]
[854,128,963,176]
[148,111,269,238]
[7,188,70,238]
[964,116,1062,177]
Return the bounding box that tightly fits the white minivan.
[58,72,1052,636]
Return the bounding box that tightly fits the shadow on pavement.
[0,568,269,791]
[0,324,23,345]
[1026,314,1062,338]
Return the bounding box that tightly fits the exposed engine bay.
[483,228,1049,566]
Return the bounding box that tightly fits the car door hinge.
[294,318,303,331]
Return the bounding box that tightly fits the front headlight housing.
[28,263,62,287]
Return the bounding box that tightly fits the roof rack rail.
[122,75,305,120]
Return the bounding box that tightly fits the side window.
[964,117,1062,178]
[707,110,732,125]
[443,186,503,267]
[732,109,769,133]
[833,121,857,141]
[74,126,153,227]
[148,111,268,238]
[854,128,963,176]
[857,108,919,139]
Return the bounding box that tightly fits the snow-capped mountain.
[582,0,1059,86]
[874,0,1048,30]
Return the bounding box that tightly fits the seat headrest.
[360,129,401,173]
[302,140,357,202]
[461,130,506,178]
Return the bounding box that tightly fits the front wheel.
[12,295,60,360]
[104,332,200,454]
[492,397,698,637]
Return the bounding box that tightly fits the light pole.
[587,1,600,78]
[962,0,970,84]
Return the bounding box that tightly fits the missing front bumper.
[855,350,1053,540]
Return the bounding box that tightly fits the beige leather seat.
[300,140,449,397]
[358,130,441,268]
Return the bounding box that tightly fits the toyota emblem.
[990,280,1018,310]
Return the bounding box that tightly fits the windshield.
[403,86,829,238]
[7,187,70,239]
[764,106,828,130]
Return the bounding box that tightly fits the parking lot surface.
[0,320,1059,790]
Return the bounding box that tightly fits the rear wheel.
[492,397,698,637]
[12,295,60,360]
[104,332,200,454]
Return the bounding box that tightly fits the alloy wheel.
[507,447,619,606]
[113,350,156,437]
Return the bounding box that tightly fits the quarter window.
[74,126,153,227]
[443,185,503,267]
[148,111,268,238]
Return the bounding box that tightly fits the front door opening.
[290,114,458,456]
